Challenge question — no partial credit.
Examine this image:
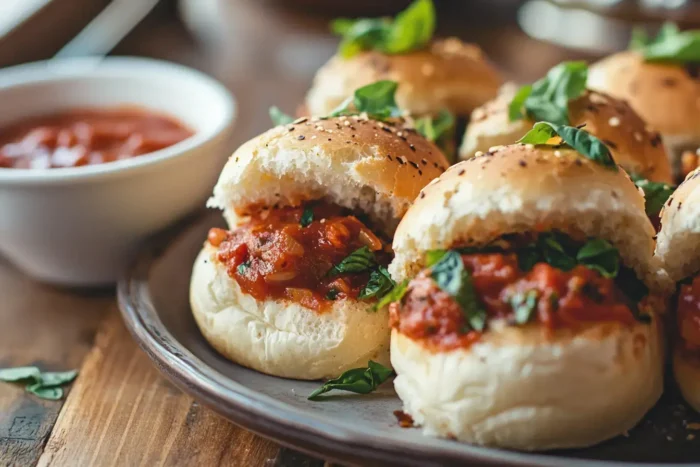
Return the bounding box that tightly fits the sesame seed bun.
[190,245,391,380]
[460,85,673,184]
[208,116,449,234]
[305,38,503,118]
[390,144,659,290]
[588,51,700,176]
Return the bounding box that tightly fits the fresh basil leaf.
[237,261,250,276]
[329,246,377,276]
[331,0,434,58]
[538,233,577,271]
[0,366,41,383]
[26,383,63,401]
[518,122,617,169]
[510,290,538,324]
[633,22,700,63]
[430,250,486,331]
[39,370,78,388]
[630,173,675,217]
[374,279,409,311]
[510,62,588,125]
[629,26,651,50]
[300,206,314,227]
[425,249,448,267]
[517,245,541,272]
[382,0,435,54]
[508,84,533,121]
[359,266,396,300]
[415,109,454,142]
[269,106,294,126]
[330,80,402,120]
[308,360,394,400]
[576,238,620,278]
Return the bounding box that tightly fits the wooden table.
[0,1,588,465]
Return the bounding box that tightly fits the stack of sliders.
[461,61,674,226]
[588,23,700,180]
[303,0,503,159]
[386,124,665,450]
[190,83,449,380]
[656,169,700,413]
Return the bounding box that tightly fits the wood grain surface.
[0,0,582,465]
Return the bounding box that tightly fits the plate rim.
[116,218,680,467]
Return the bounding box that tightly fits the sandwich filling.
[389,231,651,351]
[677,275,700,358]
[208,202,392,312]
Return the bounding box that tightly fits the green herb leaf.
[632,22,700,63]
[300,206,314,227]
[374,279,409,311]
[26,383,63,401]
[538,233,577,271]
[518,122,617,169]
[415,109,455,142]
[576,238,620,278]
[329,246,377,276]
[630,174,675,217]
[39,370,78,388]
[269,106,294,126]
[510,290,539,324]
[308,360,394,400]
[331,0,435,58]
[510,61,588,125]
[359,266,396,301]
[430,250,486,331]
[425,249,448,267]
[0,366,41,383]
[237,261,250,276]
[517,245,541,272]
[330,80,402,121]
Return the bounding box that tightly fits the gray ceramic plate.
[118,212,700,466]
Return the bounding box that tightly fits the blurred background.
[2,0,698,150]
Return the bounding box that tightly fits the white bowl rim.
[0,56,236,185]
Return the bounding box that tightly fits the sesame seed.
[343,120,350,126]
[608,116,621,127]
[398,156,407,165]
[554,150,562,157]
[287,126,295,131]
[409,144,416,151]
[519,160,527,167]
[488,145,503,152]
[525,144,535,150]
[297,135,305,140]
[293,117,308,124]
[409,161,419,169]
[420,192,425,199]
[387,154,393,161]
[458,169,465,176]
[421,158,428,165]
[474,151,484,157]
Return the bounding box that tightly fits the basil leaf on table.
[39,370,78,388]
[330,80,402,121]
[26,384,63,401]
[576,238,620,278]
[359,266,396,301]
[631,22,700,63]
[374,279,409,311]
[630,174,675,217]
[331,0,435,58]
[0,366,41,383]
[0,366,77,400]
[300,206,314,227]
[269,106,294,126]
[308,360,394,400]
[430,250,486,331]
[328,246,377,276]
[509,61,588,125]
[518,122,617,169]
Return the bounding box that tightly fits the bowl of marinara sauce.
[0,57,236,286]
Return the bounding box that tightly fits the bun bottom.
[674,345,700,413]
[190,246,391,380]
[391,319,664,451]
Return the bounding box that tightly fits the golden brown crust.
[674,345,700,413]
[305,38,503,118]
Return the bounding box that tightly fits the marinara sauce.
[208,203,390,312]
[390,253,637,351]
[677,275,700,352]
[0,107,193,169]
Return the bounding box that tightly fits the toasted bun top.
[656,169,700,282]
[305,38,503,118]
[390,144,658,289]
[589,51,700,139]
[461,86,672,184]
[208,116,449,234]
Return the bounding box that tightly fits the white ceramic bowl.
[0,57,236,286]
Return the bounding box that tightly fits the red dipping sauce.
[0,107,194,169]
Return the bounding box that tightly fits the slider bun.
[656,169,700,283]
[460,85,673,184]
[674,346,700,413]
[391,318,664,450]
[305,38,502,118]
[208,116,448,234]
[390,144,659,290]
[190,245,391,380]
[588,51,700,164]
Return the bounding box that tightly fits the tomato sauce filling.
[677,275,700,355]
[390,252,638,351]
[208,203,390,312]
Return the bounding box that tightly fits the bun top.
[588,51,700,139]
[656,169,700,282]
[208,116,449,235]
[305,38,503,118]
[389,144,657,288]
[461,85,672,184]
